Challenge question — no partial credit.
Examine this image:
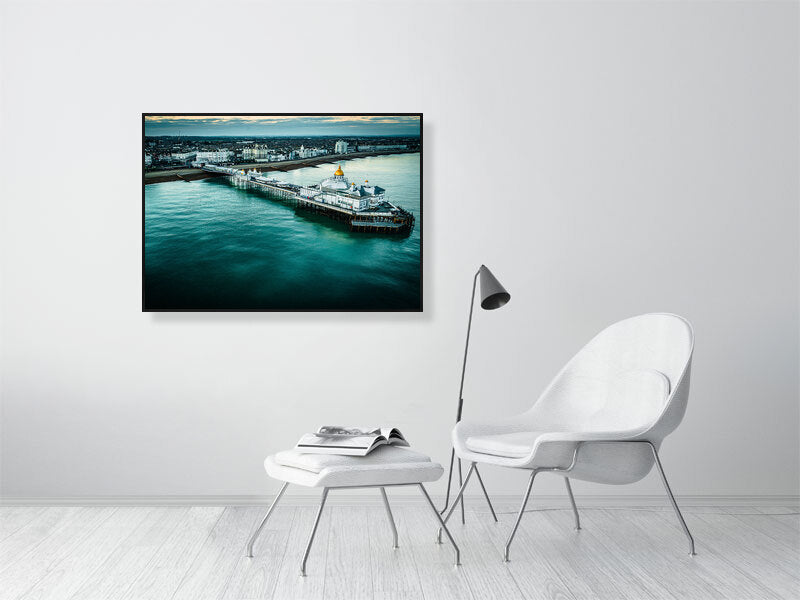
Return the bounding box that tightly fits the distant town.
[143,136,421,170]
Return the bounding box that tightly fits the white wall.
[1,0,797,500]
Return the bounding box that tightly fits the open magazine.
[294,426,410,456]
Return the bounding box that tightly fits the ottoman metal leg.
[380,487,399,549]
[246,481,289,557]
[301,488,329,577]
[437,462,475,543]
[418,484,461,567]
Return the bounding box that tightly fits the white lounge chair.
[440,313,697,561]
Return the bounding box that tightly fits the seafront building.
[297,145,328,159]
[334,140,348,154]
[242,144,270,160]
[170,151,196,162]
[144,154,152,167]
[196,149,235,163]
[356,144,407,152]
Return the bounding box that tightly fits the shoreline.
[144,149,417,185]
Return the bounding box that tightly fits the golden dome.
[334,165,344,176]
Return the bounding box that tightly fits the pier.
[201,164,415,235]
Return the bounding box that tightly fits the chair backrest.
[528,313,694,443]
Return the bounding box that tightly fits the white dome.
[321,177,349,190]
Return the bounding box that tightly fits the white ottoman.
[245,446,460,575]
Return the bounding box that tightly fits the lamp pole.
[440,266,500,524]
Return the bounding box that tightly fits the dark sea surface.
[144,153,421,310]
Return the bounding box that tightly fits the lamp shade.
[478,265,510,310]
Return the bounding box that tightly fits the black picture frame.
[142,113,423,312]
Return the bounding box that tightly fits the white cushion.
[463,371,670,460]
[273,446,434,473]
[465,431,542,459]
[265,445,444,488]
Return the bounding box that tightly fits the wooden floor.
[0,502,797,599]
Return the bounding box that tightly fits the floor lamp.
[441,264,510,524]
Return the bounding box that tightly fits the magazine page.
[300,426,408,454]
[295,432,387,456]
[316,426,381,437]
[298,433,381,450]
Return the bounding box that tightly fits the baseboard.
[1,494,798,507]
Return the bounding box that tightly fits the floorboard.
[0,507,82,573]
[367,503,425,600]
[18,508,150,600]
[0,507,116,600]
[0,502,796,600]
[118,506,224,600]
[172,507,263,600]
[402,498,474,600]
[268,505,330,600]
[0,508,46,544]
[67,506,187,600]
[323,506,374,600]
[222,506,296,600]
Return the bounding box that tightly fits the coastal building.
[334,140,348,154]
[297,146,328,159]
[144,154,152,167]
[170,151,196,163]
[195,149,234,163]
[242,144,270,159]
[356,144,407,152]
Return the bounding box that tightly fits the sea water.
[144,153,421,310]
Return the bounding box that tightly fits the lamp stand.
[440,270,499,524]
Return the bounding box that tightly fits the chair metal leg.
[300,488,329,576]
[504,470,538,562]
[437,462,476,543]
[440,447,456,513]
[419,484,461,566]
[457,458,465,524]
[564,477,581,530]
[474,466,498,522]
[246,481,289,557]
[648,442,696,556]
[380,487,399,549]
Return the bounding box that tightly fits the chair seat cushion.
[465,432,542,458]
[265,445,444,488]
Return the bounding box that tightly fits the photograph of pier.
[143,114,422,311]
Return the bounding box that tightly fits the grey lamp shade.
[478,265,510,310]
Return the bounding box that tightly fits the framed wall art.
[143,113,422,311]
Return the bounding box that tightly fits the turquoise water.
[144,153,421,310]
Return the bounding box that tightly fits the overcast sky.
[144,115,421,137]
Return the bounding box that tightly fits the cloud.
[144,114,420,136]
[144,115,419,125]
